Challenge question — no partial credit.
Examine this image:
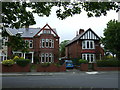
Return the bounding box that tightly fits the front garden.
[1,56,66,72]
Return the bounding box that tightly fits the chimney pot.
[79,29,84,34]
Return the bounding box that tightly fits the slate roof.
[6,28,57,38]
[66,31,85,46]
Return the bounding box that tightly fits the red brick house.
[6,24,59,63]
[65,28,104,63]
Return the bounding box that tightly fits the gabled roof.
[6,24,58,38]
[66,28,100,46]
[35,24,58,37]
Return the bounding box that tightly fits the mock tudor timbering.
[6,24,59,63]
[65,28,104,63]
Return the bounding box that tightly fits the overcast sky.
[29,6,118,42]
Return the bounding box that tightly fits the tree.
[6,34,29,53]
[1,2,119,29]
[59,40,70,57]
[101,20,120,60]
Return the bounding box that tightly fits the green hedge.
[16,58,31,67]
[40,63,50,67]
[78,59,88,65]
[2,59,15,66]
[96,60,120,67]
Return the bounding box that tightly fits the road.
[2,71,120,88]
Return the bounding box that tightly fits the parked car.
[65,60,74,69]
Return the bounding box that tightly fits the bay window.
[40,53,53,63]
[82,53,95,63]
[40,39,54,48]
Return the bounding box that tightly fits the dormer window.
[82,40,95,49]
[43,30,51,34]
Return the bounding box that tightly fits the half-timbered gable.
[65,28,104,63]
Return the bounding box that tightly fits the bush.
[13,56,20,62]
[16,58,31,67]
[2,59,15,66]
[40,63,50,67]
[96,60,120,67]
[78,59,88,65]
[54,62,61,67]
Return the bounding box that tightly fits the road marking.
[86,72,98,74]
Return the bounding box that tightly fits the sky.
[29,6,118,43]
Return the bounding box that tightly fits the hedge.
[96,60,120,67]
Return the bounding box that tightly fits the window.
[40,39,54,48]
[42,39,45,48]
[49,39,52,48]
[29,40,33,48]
[46,39,49,48]
[52,39,54,48]
[41,53,45,63]
[82,53,95,63]
[82,40,94,49]
[25,40,33,48]
[40,53,53,63]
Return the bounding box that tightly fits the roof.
[6,25,58,38]
[66,28,100,46]
[6,28,40,38]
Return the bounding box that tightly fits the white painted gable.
[80,30,99,40]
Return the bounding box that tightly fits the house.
[65,28,104,63]
[0,24,8,62]
[6,24,59,63]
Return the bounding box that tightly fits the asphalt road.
[2,71,120,88]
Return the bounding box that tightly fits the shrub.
[13,56,20,62]
[54,62,61,67]
[2,59,15,66]
[16,58,30,67]
[78,59,88,65]
[96,60,120,67]
[40,63,50,67]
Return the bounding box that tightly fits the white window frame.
[49,39,52,48]
[45,39,49,48]
[82,40,95,49]
[42,39,45,48]
[40,53,53,63]
[82,53,95,63]
[52,39,54,48]
[29,40,33,48]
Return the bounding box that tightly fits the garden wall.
[93,63,120,71]
[2,64,30,72]
[36,64,66,72]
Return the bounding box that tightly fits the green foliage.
[40,63,50,67]
[101,20,120,60]
[59,40,70,57]
[78,59,88,65]
[54,62,61,67]
[2,2,118,28]
[71,58,80,65]
[16,58,31,67]
[96,59,120,67]
[6,34,29,53]
[2,59,15,66]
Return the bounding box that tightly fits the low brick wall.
[93,63,120,71]
[36,64,66,72]
[80,64,88,71]
[2,64,31,72]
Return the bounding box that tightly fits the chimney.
[79,29,84,34]
[76,31,78,36]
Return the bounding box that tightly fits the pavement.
[0,69,120,76]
